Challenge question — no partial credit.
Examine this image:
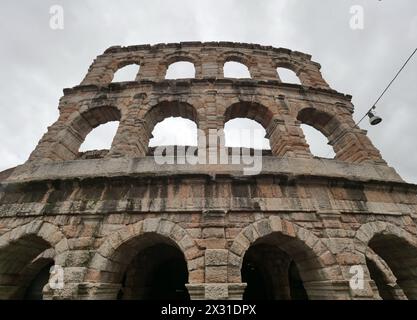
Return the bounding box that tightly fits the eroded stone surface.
[0,42,416,300]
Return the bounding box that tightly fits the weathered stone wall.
[1,42,416,300]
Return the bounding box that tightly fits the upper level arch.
[273,58,324,87]
[52,105,122,161]
[295,105,383,163]
[109,58,142,82]
[80,42,329,88]
[161,51,201,79]
[224,101,274,129]
[297,107,339,157]
[223,61,251,79]
[137,100,201,154]
[112,63,140,82]
[165,61,196,79]
[274,60,303,76]
[220,51,254,78]
[276,66,302,85]
[143,100,200,134]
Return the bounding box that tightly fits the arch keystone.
[269,216,283,232]
[142,218,161,233]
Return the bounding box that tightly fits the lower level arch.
[228,217,346,300]
[84,218,200,300]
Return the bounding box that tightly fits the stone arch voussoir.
[0,220,66,252]
[354,221,417,257]
[87,218,200,283]
[228,217,341,283]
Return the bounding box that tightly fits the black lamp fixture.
[367,106,382,126]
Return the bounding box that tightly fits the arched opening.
[241,245,272,300]
[149,117,198,147]
[118,243,189,300]
[224,102,273,152]
[297,108,337,159]
[144,101,199,154]
[368,234,417,299]
[241,232,328,300]
[99,233,190,300]
[366,257,396,300]
[23,261,54,300]
[224,118,270,150]
[112,64,140,82]
[225,102,273,129]
[288,261,308,300]
[223,61,251,78]
[0,235,53,300]
[277,67,301,85]
[300,124,335,158]
[79,121,119,153]
[54,106,121,160]
[165,61,195,79]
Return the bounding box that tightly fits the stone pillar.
[27,112,74,162]
[138,56,166,81]
[108,118,150,157]
[330,127,384,163]
[201,51,223,78]
[300,63,331,89]
[199,91,227,164]
[194,62,204,79]
[44,217,103,300]
[252,57,279,81]
[266,117,311,158]
[205,249,228,283]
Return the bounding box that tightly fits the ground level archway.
[88,219,198,300]
[230,218,346,300]
[241,243,308,300]
[117,240,190,300]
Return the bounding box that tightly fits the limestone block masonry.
[0,42,416,300]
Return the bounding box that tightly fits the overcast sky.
[0,0,416,183]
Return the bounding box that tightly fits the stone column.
[108,118,150,157]
[300,63,331,89]
[252,57,279,80]
[201,51,223,78]
[266,117,311,158]
[138,56,166,81]
[330,126,384,163]
[44,217,103,300]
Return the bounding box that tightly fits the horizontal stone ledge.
[63,78,346,98]
[2,156,406,187]
[0,203,412,219]
[0,203,319,217]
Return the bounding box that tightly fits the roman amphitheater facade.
[0,42,416,300]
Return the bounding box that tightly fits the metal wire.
[356,47,417,126]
